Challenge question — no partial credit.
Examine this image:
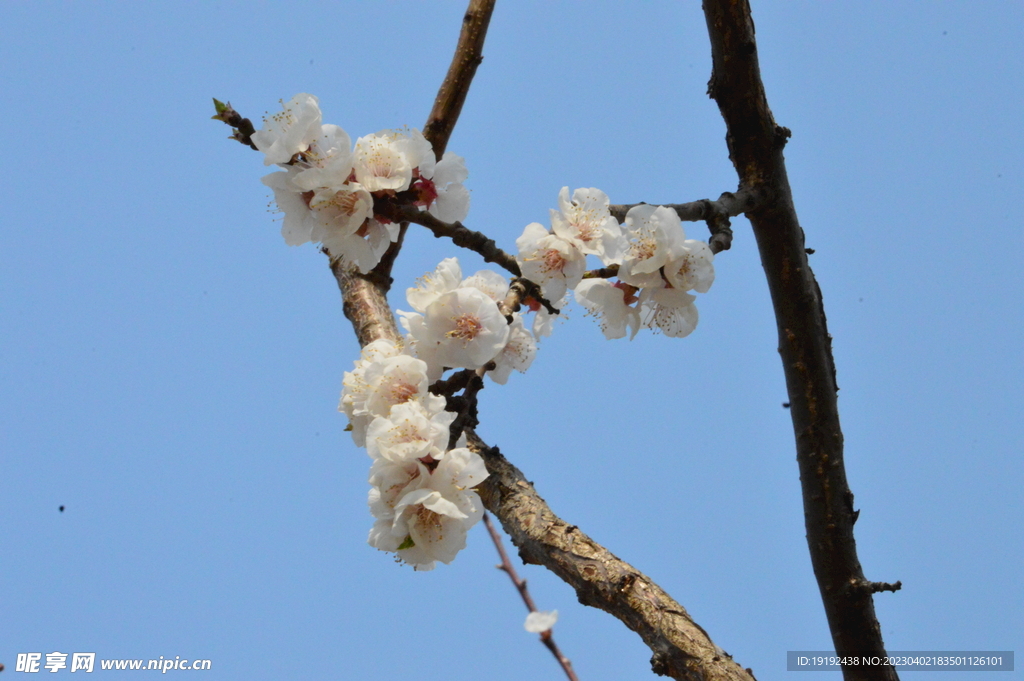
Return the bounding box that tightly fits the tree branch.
[422,0,496,158]
[702,2,898,679]
[328,255,754,679]
[471,431,756,681]
[324,4,757,678]
[374,0,497,281]
[375,200,522,277]
[609,188,762,254]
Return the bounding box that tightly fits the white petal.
[524,610,559,633]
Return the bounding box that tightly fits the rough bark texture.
[471,433,757,681]
[702,2,898,679]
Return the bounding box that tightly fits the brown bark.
[702,2,898,679]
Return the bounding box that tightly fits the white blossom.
[574,278,640,340]
[261,167,314,246]
[664,239,715,293]
[323,218,398,273]
[401,285,510,374]
[618,205,687,289]
[460,269,509,303]
[489,314,537,384]
[427,152,470,223]
[365,401,455,464]
[516,222,586,302]
[531,294,569,340]
[252,93,323,166]
[291,124,354,191]
[352,128,434,194]
[340,340,404,446]
[308,183,373,240]
[368,447,487,571]
[352,130,413,192]
[550,187,622,262]
[639,287,699,338]
[341,352,447,450]
[524,610,559,633]
[406,258,463,314]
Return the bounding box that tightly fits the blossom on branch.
[252,93,322,166]
[368,447,487,571]
[550,186,622,262]
[489,314,537,384]
[664,239,715,293]
[617,204,687,289]
[426,152,471,223]
[401,287,510,375]
[639,286,699,338]
[516,222,585,301]
[574,278,640,340]
[254,96,471,273]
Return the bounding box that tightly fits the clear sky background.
[2,2,1021,679]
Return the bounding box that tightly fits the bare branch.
[703,1,896,679]
[422,0,497,158]
[471,431,756,681]
[376,0,497,280]
[377,201,522,277]
[482,513,580,681]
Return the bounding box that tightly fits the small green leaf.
[397,536,415,550]
[212,98,229,114]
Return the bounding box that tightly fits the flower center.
[387,380,418,404]
[541,248,567,273]
[447,313,483,343]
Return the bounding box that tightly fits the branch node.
[849,578,903,595]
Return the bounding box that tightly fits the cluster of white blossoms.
[339,257,543,568]
[340,338,489,570]
[516,187,716,339]
[254,93,470,272]
[398,258,537,383]
[250,95,716,570]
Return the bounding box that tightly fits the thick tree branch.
[330,262,401,349]
[702,2,898,679]
[470,431,756,681]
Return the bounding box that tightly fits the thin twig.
[211,99,259,150]
[581,264,620,280]
[610,187,761,254]
[482,513,580,681]
[376,201,522,277]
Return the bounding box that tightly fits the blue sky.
[2,2,1021,679]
